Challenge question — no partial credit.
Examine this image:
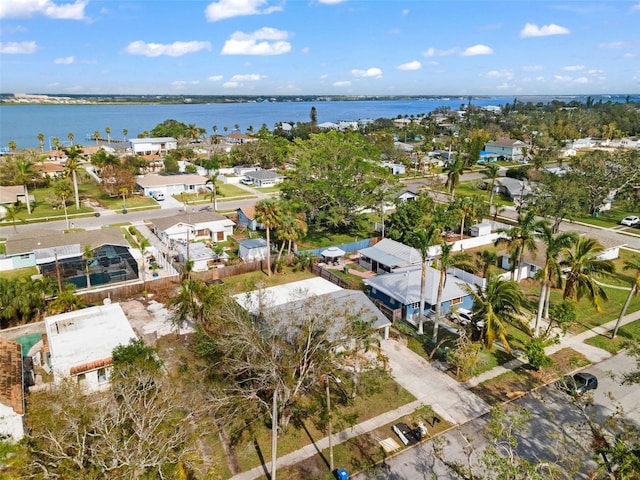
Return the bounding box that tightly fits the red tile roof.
[69,357,112,375]
[0,338,24,415]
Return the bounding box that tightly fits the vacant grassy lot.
[585,318,640,354]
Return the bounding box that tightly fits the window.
[370,288,377,295]
[20,254,30,260]
[411,302,420,309]
[97,368,107,384]
[77,373,86,384]
[450,297,462,305]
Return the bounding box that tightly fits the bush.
[525,338,553,371]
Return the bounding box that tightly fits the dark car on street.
[557,372,598,395]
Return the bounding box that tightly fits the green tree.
[37,132,45,151]
[561,237,615,311]
[483,163,501,206]
[82,244,93,289]
[444,156,465,200]
[254,198,283,276]
[465,274,525,352]
[13,157,36,215]
[409,225,440,335]
[612,257,640,338]
[533,222,578,337]
[433,242,473,343]
[495,210,539,281]
[62,144,84,209]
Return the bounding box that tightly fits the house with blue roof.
[363,266,474,326]
[238,238,268,261]
[358,238,425,274]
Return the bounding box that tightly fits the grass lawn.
[233,368,417,475]
[275,404,452,480]
[585,318,640,354]
[573,203,639,228]
[455,181,512,207]
[78,182,157,210]
[470,348,590,405]
[219,267,316,295]
[255,185,281,194]
[299,232,374,250]
[14,186,93,220]
[219,183,256,198]
[0,266,39,281]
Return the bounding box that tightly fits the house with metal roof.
[358,238,424,274]
[364,266,474,326]
[233,277,391,339]
[238,238,268,261]
[243,169,284,187]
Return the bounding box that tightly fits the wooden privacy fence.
[75,275,180,304]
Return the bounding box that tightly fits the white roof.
[234,277,342,314]
[44,303,136,378]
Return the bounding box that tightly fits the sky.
[0,0,639,96]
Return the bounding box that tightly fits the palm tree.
[409,225,440,335]
[62,145,83,209]
[122,129,128,140]
[254,199,283,277]
[561,237,615,311]
[14,158,35,215]
[483,163,501,206]
[52,137,61,150]
[464,274,525,352]
[8,140,17,152]
[612,257,640,338]
[495,210,539,281]
[93,131,100,145]
[83,245,93,289]
[205,173,219,210]
[275,211,308,267]
[475,249,499,278]
[2,203,24,233]
[37,133,45,151]
[444,156,465,200]
[67,132,74,146]
[433,242,473,343]
[455,196,476,240]
[533,222,577,336]
[105,127,111,143]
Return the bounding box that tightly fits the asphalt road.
[355,352,640,480]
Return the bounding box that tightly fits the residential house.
[233,165,261,177]
[129,137,177,155]
[393,118,413,129]
[498,233,625,281]
[382,161,406,175]
[136,173,208,198]
[149,211,235,245]
[0,338,25,441]
[225,132,257,145]
[243,169,284,187]
[484,139,527,161]
[234,277,391,339]
[1,229,138,290]
[364,266,474,326]
[358,238,423,274]
[236,206,261,231]
[43,303,137,391]
[238,238,268,261]
[490,177,534,205]
[317,121,339,130]
[0,185,27,205]
[395,189,418,203]
[34,162,66,178]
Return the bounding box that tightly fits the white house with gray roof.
[358,238,427,274]
[136,173,209,198]
[243,169,284,187]
[148,211,235,245]
[129,137,177,155]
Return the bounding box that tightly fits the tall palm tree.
[483,163,501,206]
[612,257,640,338]
[561,237,615,311]
[37,133,45,151]
[83,245,93,289]
[533,222,577,336]
[433,242,473,343]
[495,210,539,281]
[67,132,74,146]
[8,140,17,152]
[455,196,476,240]
[14,158,35,215]
[409,225,440,335]
[2,203,24,233]
[275,210,308,267]
[254,199,283,277]
[93,131,100,145]
[444,156,465,200]
[205,173,219,210]
[105,127,111,143]
[464,274,525,352]
[62,145,83,209]
[122,128,128,140]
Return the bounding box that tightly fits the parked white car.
[620,216,640,227]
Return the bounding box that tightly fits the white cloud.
[422,47,458,57]
[0,41,37,54]
[54,56,74,64]
[205,0,282,22]
[461,44,493,56]
[562,65,584,71]
[522,65,543,71]
[520,23,570,38]
[351,67,382,78]
[333,80,351,87]
[171,80,201,89]
[221,27,291,55]
[0,0,87,20]
[553,75,590,84]
[486,69,513,79]
[208,75,224,81]
[124,40,211,57]
[223,81,240,88]
[396,61,421,71]
[401,9,409,16]
[598,41,626,49]
[231,73,264,81]
[631,3,640,10]
[318,0,346,4]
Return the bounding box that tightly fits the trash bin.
[94,212,101,217]
[336,468,349,480]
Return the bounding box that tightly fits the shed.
[238,238,268,261]
[470,223,492,237]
